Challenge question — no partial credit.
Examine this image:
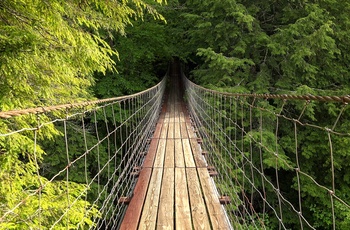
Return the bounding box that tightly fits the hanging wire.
[1,72,350,229]
[0,77,167,229]
[275,100,286,230]
[182,74,350,229]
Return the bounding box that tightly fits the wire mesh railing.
[0,76,167,229]
[183,74,350,229]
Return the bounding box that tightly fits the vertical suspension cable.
[294,120,303,229]
[259,108,266,225]
[327,130,336,230]
[80,111,89,229]
[119,101,124,177]
[275,100,285,230]
[0,77,167,229]
[103,106,111,186]
[240,97,246,224]
[93,109,101,200]
[63,112,70,230]
[182,75,350,229]
[111,103,118,174]
[295,101,309,229]
[33,115,42,229]
[232,96,242,225]
[249,97,255,211]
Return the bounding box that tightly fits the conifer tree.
[0,0,164,228]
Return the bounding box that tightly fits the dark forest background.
[1,0,350,228]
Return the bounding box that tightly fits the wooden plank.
[198,168,231,229]
[179,112,186,123]
[175,168,192,228]
[174,139,185,168]
[119,168,152,230]
[143,138,159,168]
[154,139,166,167]
[139,168,163,230]
[189,138,207,168]
[157,168,175,229]
[186,168,211,229]
[183,139,196,168]
[153,122,163,139]
[160,121,169,139]
[167,122,174,139]
[170,104,175,123]
[174,121,181,139]
[164,139,175,168]
[174,103,180,123]
[180,122,188,139]
[164,112,170,123]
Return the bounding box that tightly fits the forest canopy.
[0,0,165,111]
[0,0,166,228]
[172,0,350,97]
[1,0,350,229]
[1,1,350,113]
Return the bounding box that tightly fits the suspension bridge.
[1,62,350,229]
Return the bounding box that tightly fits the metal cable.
[183,74,350,229]
[0,76,167,229]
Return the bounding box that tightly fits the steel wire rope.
[258,107,267,225]
[184,80,261,228]
[182,74,350,229]
[185,81,302,229]
[275,100,285,230]
[0,77,167,229]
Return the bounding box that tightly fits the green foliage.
[196,47,254,87]
[0,0,165,228]
[39,118,114,205]
[180,0,350,227]
[0,124,99,228]
[0,0,165,110]
[94,18,172,97]
[177,0,350,96]
[2,0,350,228]
[177,0,259,90]
[244,130,294,170]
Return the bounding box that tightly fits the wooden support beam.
[131,166,141,177]
[207,166,218,177]
[219,196,231,205]
[118,196,132,205]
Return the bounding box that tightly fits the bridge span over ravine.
[1,61,350,229]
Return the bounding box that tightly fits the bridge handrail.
[0,76,167,229]
[183,74,350,229]
[0,77,166,119]
[185,78,350,103]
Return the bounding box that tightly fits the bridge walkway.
[119,66,230,229]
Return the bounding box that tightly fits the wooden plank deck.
[119,72,231,229]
